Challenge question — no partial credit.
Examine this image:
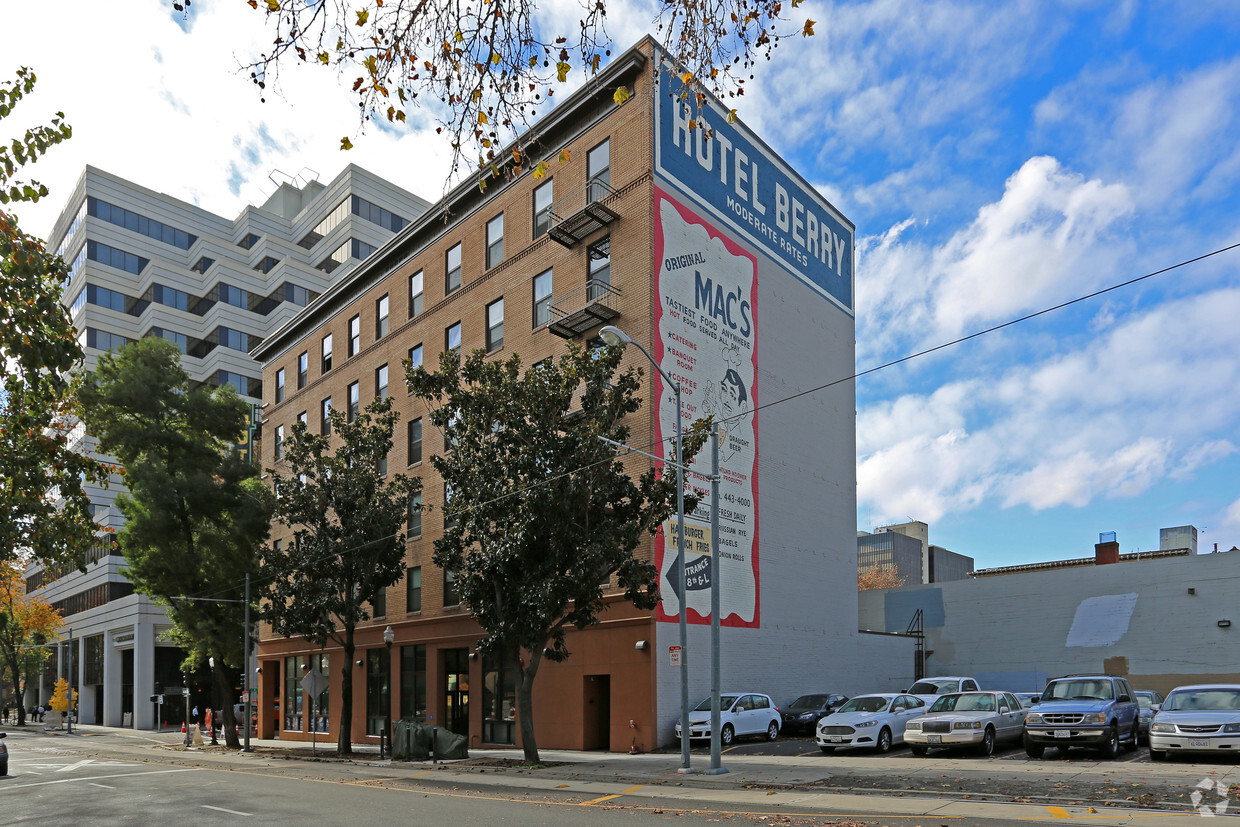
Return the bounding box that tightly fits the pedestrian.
[2,703,8,723]
[37,704,45,722]
[192,705,199,727]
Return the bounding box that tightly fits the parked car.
[816,693,925,753]
[905,691,1028,756]
[1133,689,1164,743]
[905,676,980,706]
[1148,684,1240,761]
[0,731,7,776]
[1013,692,1040,709]
[1023,674,1140,758]
[675,693,781,746]
[781,693,849,735]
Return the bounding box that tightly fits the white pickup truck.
[905,676,980,706]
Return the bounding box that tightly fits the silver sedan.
[905,691,1028,756]
[1149,684,1240,761]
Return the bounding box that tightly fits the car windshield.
[909,680,957,694]
[838,696,890,714]
[1161,689,1240,711]
[1042,680,1114,701]
[789,695,830,710]
[929,693,995,713]
[1135,692,1159,709]
[695,695,738,712]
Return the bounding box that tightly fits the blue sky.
[6,0,1239,567]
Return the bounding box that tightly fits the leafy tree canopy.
[176,1,814,175]
[78,336,272,748]
[0,559,62,726]
[0,67,71,205]
[858,564,905,591]
[263,395,419,755]
[407,343,705,762]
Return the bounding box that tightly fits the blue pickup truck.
[1023,674,1140,758]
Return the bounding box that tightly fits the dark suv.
[1023,674,1140,758]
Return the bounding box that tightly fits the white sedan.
[816,693,926,753]
[1149,684,1240,761]
[905,691,1028,756]
[675,692,781,745]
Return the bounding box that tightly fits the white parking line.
[89,782,116,789]
[202,805,252,816]
[3,767,197,789]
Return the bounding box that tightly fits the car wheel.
[910,745,927,756]
[1100,724,1120,758]
[767,721,779,742]
[1123,722,1139,752]
[820,745,835,754]
[876,727,892,753]
[721,723,734,746]
[1149,746,1167,762]
[978,726,996,757]
[1024,735,1044,758]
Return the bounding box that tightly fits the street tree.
[263,396,420,756]
[858,564,905,591]
[0,560,62,727]
[78,336,273,749]
[186,1,813,175]
[1,67,112,572]
[407,344,705,763]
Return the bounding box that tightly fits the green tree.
[0,559,63,727]
[407,344,704,763]
[78,337,273,749]
[1,67,111,573]
[198,2,813,174]
[263,396,420,756]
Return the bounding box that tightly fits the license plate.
[830,736,843,743]
[1190,739,1210,748]
[928,735,942,744]
[1054,730,1071,738]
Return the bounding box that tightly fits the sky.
[5,0,1240,568]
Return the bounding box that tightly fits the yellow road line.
[581,794,623,805]
[1046,805,1071,818]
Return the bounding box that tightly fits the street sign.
[241,691,249,703]
[300,668,326,698]
[669,645,682,667]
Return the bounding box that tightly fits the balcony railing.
[546,179,619,248]
[547,279,621,339]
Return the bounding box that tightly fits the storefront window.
[400,644,426,722]
[482,650,517,744]
[366,648,390,736]
[308,653,330,733]
[284,655,305,733]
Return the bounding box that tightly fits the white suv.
[675,692,781,745]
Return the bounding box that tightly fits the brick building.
[254,37,914,752]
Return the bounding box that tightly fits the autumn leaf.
[681,71,694,85]
[491,53,502,65]
[556,61,570,82]
[340,136,353,150]
[478,111,489,125]
[356,9,368,25]
[266,0,279,10]
[533,160,549,179]
[558,148,570,164]
[247,0,257,8]
[726,109,739,124]
[803,20,816,36]
[317,51,329,64]
[613,86,630,106]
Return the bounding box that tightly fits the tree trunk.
[5,659,24,726]
[211,661,240,749]
[337,633,355,756]
[516,648,543,764]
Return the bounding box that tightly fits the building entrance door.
[582,675,611,750]
[443,648,469,737]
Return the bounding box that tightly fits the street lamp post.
[383,625,394,760]
[598,325,691,773]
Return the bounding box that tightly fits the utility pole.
[66,628,74,735]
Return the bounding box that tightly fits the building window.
[408,343,423,373]
[321,397,332,435]
[400,644,426,722]
[274,424,285,460]
[482,650,517,745]
[588,237,611,300]
[87,196,197,249]
[446,322,461,361]
[407,493,422,537]
[587,139,610,200]
[405,567,422,612]
[486,298,504,352]
[353,194,408,232]
[297,410,307,429]
[375,364,389,400]
[407,417,422,465]
[275,368,285,403]
[443,568,460,607]
[486,213,504,269]
[533,179,553,238]
[347,381,360,422]
[365,648,390,736]
[532,269,552,328]
[239,232,260,250]
[348,315,361,357]
[408,270,424,319]
[445,243,462,295]
[284,655,305,733]
[376,294,389,339]
[372,586,386,618]
[152,283,189,311]
[297,351,308,389]
[87,240,149,275]
[321,334,333,374]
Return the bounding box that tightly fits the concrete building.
[858,527,1239,696]
[858,520,973,585]
[25,165,429,728]
[252,37,914,753]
